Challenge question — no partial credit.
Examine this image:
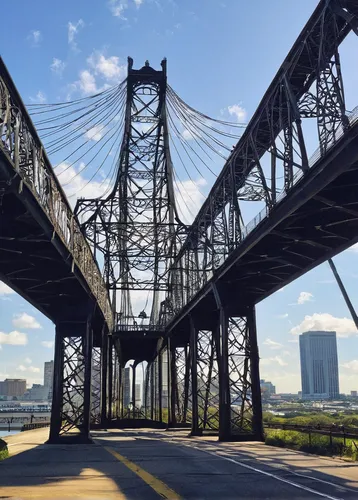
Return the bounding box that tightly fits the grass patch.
[265,429,358,461]
[0,439,9,461]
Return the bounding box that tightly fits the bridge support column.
[48,309,94,444]
[158,350,163,422]
[100,327,108,426]
[247,306,264,441]
[218,308,231,441]
[90,345,102,425]
[131,362,137,419]
[168,340,177,426]
[212,285,263,441]
[190,318,200,436]
[107,336,113,421]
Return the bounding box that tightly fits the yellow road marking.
[104,446,181,500]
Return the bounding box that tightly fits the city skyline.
[0,359,53,399]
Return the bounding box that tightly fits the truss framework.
[164,0,358,323]
[75,59,180,328]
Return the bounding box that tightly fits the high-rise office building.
[299,331,339,400]
[124,367,131,407]
[44,361,54,401]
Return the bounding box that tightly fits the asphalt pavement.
[0,427,357,499]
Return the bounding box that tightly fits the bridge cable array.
[27,79,245,222]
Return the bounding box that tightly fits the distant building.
[124,367,130,407]
[299,331,339,400]
[162,389,169,409]
[25,384,47,401]
[260,379,276,397]
[351,391,358,398]
[135,383,141,407]
[0,379,26,397]
[44,361,54,401]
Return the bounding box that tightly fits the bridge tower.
[74,58,180,426]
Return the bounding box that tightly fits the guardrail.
[265,422,358,448]
[0,57,113,331]
[21,421,50,432]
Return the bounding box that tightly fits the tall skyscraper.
[44,361,54,401]
[299,331,339,399]
[123,367,131,407]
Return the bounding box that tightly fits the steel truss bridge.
[1,0,358,443]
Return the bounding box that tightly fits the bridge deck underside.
[170,125,358,341]
[0,154,104,343]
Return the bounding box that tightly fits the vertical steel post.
[169,343,177,426]
[100,327,108,426]
[49,324,64,443]
[247,306,264,441]
[107,337,113,422]
[218,307,231,441]
[190,317,199,435]
[150,362,155,420]
[158,351,163,422]
[167,341,172,426]
[82,310,93,439]
[131,363,136,419]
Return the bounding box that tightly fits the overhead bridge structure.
[0,0,358,444]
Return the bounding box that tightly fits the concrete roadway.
[0,427,358,499]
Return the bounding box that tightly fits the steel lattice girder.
[164,0,358,324]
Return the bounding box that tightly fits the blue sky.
[0,0,357,393]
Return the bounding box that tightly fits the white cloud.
[28,30,42,46]
[134,0,143,6]
[297,291,313,304]
[29,91,46,104]
[0,282,15,296]
[87,51,126,82]
[261,356,288,367]
[341,360,358,373]
[263,338,283,350]
[348,243,358,253]
[25,357,32,364]
[276,313,288,319]
[13,313,41,330]
[174,177,207,224]
[228,104,246,122]
[79,70,98,95]
[41,341,54,349]
[29,366,40,373]
[68,19,84,51]
[0,331,27,346]
[290,313,357,338]
[182,129,197,141]
[56,162,113,205]
[277,285,286,293]
[109,0,128,18]
[288,339,299,343]
[17,364,40,373]
[50,58,66,76]
[85,125,105,142]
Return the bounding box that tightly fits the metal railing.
[0,58,113,330]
